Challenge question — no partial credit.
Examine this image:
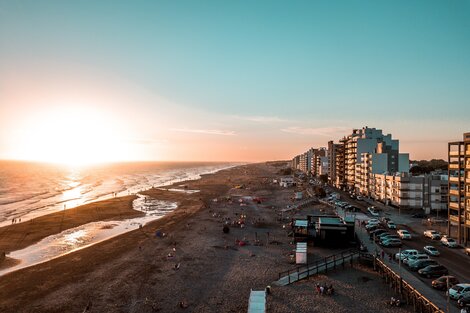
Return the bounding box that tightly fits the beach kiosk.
[296,242,307,264]
[293,219,308,242]
[247,289,266,313]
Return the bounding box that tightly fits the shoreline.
[0,195,140,254]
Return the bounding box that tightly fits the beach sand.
[0,163,411,312]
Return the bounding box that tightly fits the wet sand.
[0,195,140,253]
[0,163,410,313]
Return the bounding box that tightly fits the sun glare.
[12,106,130,165]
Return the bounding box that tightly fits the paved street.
[326,185,470,310]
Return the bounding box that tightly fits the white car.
[387,221,396,229]
[424,230,441,240]
[423,245,440,256]
[404,254,429,266]
[356,196,363,201]
[367,207,379,217]
[395,249,419,261]
[441,236,458,248]
[449,283,470,300]
[397,229,412,240]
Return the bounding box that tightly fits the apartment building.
[327,141,342,184]
[311,147,327,176]
[335,138,346,189]
[448,132,470,244]
[372,173,448,213]
[342,127,409,193]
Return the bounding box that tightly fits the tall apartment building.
[448,132,470,244]
[342,127,409,193]
[335,139,346,189]
[292,155,301,170]
[311,147,327,176]
[328,141,342,184]
[372,173,448,212]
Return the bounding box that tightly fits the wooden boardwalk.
[274,249,359,286]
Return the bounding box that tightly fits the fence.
[277,249,360,285]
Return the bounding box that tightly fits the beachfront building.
[372,173,448,213]
[292,155,301,170]
[311,147,327,177]
[448,132,470,244]
[335,139,346,189]
[327,141,342,184]
[341,126,409,194]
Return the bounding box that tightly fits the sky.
[1,0,469,163]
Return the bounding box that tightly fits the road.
[323,184,470,308]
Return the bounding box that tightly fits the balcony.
[449,202,460,210]
[449,163,461,169]
[449,215,460,223]
[449,189,461,196]
[449,176,461,182]
[449,151,461,156]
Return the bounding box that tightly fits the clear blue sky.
[1,0,469,161]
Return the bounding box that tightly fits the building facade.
[372,173,448,212]
[448,132,470,244]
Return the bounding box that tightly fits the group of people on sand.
[315,283,334,296]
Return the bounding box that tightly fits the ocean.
[0,160,236,227]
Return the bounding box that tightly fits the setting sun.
[10,105,130,165]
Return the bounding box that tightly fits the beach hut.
[247,289,266,313]
[296,242,307,264]
[293,219,308,241]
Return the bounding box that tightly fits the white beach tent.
[247,289,266,313]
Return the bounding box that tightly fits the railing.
[374,258,444,313]
[277,249,359,284]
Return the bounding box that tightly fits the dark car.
[418,265,449,278]
[412,213,427,218]
[432,276,460,290]
[457,292,470,308]
[409,259,438,271]
[369,229,387,239]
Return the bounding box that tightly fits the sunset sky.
[1,0,469,163]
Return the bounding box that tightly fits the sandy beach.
[0,163,410,313]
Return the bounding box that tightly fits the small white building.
[279,176,294,187]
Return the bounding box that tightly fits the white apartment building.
[372,173,448,212]
[342,127,409,193]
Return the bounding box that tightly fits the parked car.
[356,196,363,201]
[412,213,427,218]
[368,207,379,217]
[404,254,429,265]
[376,233,393,241]
[418,264,448,278]
[395,249,419,261]
[409,259,438,271]
[457,292,470,307]
[379,235,400,243]
[465,247,470,256]
[423,245,440,256]
[387,221,397,229]
[449,284,470,300]
[381,238,402,247]
[397,229,411,240]
[365,224,381,231]
[432,276,460,290]
[369,229,387,239]
[441,236,458,248]
[424,230,442,240]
